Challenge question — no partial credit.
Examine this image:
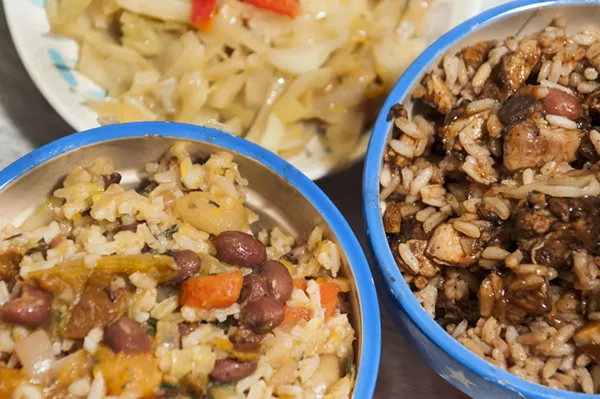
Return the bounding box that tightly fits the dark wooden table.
[0,5,467,397]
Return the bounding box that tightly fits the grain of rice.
[560,355,575,372]
[513,264,549,276]
[462,198,481,213]
[68,377,91,397]
[84,327,103,355]
[561,62,575,78]
[488,46,509,67]
[569,72,583,87]
[546,114,578,129]
[396,118,427,139]
[88,371,106,399]
[585,67,599,81]
[401,168,414,191]
[380,164,392,187]
[457,59,468,87]
[506,36,518,51]
[580,367,595,394]
[443,53,459,87]
[453,220,480,238]
[589,312,600,321]
[472,63,492,88]
[389,139,415,158]
[522,169,535,185]
[467,99,496,114]
[538,60,552,82]
[483,197,510,220]
[13,385,43,399]
[543,357,561,379]
[486,114,503,138]
[380,173,401,200]
[590,130,600,157]
[482,247,510,260]
[578,80,600,93]
[576,353,592,368]
[540,79,576,95]
[423,206,452,232]
[548,59,563,83]
[452,319,468,338]
[574,32,596,46]
[398,243,420,274]
[409,167,433,196]
[416,207,436,222]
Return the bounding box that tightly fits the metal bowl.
[0,121,381,398]
[364,1,600,398]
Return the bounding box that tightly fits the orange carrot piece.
[319,280,339,318]
[180,270,243,309]
[293,278,308,292]
[281,305,312,328]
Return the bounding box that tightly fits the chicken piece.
[574,322,600,361]
[497,39,541,97]
[462,40,494,69]
[480,40,541,101]
[423,74,454,115]
[426,223,477,266]
[383,202,402,234]
[503,118,582,171]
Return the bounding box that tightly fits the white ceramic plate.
[4,0,488,180]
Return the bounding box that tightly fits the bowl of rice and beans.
[365,0,600,398]
[0,122,380,398]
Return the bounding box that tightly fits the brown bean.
[240,296,284,334]
[239,274,268,307]
[260,260,293,304]
[0,284,51,328]
[104,316,151,354]
[229,326,266,352]
[543,88,582,120]
[171,250,202,281]
[210,358,257,382]
[102,173,122,189]
[214,231,266,268]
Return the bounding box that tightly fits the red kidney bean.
[104,316,151,354]
[229,326,266,352]
[214,231,266,268]
[0,284,51,328]
[210,358,257,382]
[171,250,202,281]
[102,173,122,190]
[239,274,268,307]
[543,88,582,120]
[260,260,293,304]
[239,296,284,334]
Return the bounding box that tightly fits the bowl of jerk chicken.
[0,122,380,399]
[365,0,600,398]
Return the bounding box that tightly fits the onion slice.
[14,329,54,384]
[493,174,600,199]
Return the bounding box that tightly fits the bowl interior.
[0,125,377,396]
[365,0,600,398]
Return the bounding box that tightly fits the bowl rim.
[0,121,381,399]
[363,0,600,398]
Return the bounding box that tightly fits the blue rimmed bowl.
[0,121,380,398]
[364,1,600,398]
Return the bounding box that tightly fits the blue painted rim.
[364,0,600,398]
[0,122,381,398]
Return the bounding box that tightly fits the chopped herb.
[139,182,157,197]
[4,233,22,241]
[146,327,156,337]
[345,356,356,380]
[164,225,179,239]
[160,382,179,392]
[25,238,48,257]
[208,200,220,208]
[147,317,158,328]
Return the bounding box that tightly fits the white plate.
[4,0,486,180]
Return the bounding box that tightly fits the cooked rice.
[382,20,600,394]
[0,142,356,398]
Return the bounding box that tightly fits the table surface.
[0,5,468,398]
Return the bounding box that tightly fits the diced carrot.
[180,270,243,309]
[190,0,217,30]
[293,278,308,292]
[0,368,23,397]
[319,280,339,318]
[281,305,312,328]
[241,0,300,18]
